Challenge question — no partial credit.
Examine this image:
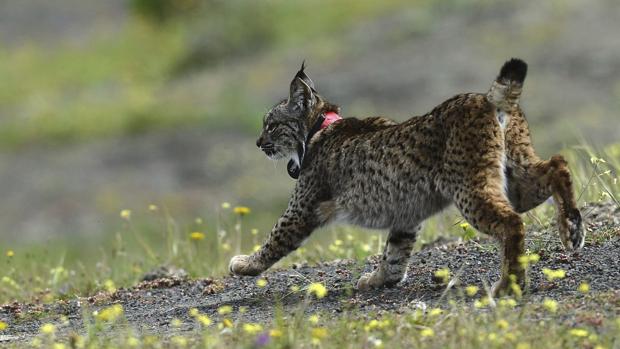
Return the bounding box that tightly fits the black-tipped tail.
[498,58,528,84]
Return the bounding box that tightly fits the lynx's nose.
[256,136,273,150]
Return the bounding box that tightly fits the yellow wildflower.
[251,229,259,236]
[496,319,509,330]
[6,250,14,257]
[189,232,205,241]
[127,337,140,347]
[189,308,211,326]
[53,343,66,349]
[253,245,261,252]
[0,321,7,331]
[474,298,489,308]
[307,282,328,299]
[542,268,566,281]
[243,323,263,335]
[518,253,540,267]
[434,268,451,283]
[420,328,435,337]
[311,327,328,343]
[543,298,558,313]
[233,206,251,215]
[96,304,123,322]
[510,281,523,299]
[197,315,211,326]
[218,305,233,315]
[0,276,21,289]
[104,279,116,293]
[465,285,479,297]
[222,318,233,328]
[256,278,268,287]
[569,328,588,337]
[40,323,56,335]
[498,298,517,308]
[365,319,380,332]
[309,314,320,325]
[459,222,470,230]
[221,202,231,209]
[270,329,283,337]
[578,282,590,293]
[120,209,131,220]
[428,308,443,317]
[148,204,158,211]
[528,253,540,263]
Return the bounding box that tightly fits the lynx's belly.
[335,173,451,230]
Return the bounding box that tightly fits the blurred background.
[1,0,619,266]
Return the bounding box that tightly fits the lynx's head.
[256,63,337,166]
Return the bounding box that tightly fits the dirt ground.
[1,202,619,344]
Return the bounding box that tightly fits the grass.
[1,143,619,348]
[12,293,620,348]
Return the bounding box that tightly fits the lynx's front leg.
[229,188,321,276]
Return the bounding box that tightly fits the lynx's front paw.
[357,271,383,290]
[229,255,264,276]
[558,208,585,250]
[357,268,401,290]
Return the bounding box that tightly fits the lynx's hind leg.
[505,112,584,249]
[454,187,526,297]
[357,227,419,290]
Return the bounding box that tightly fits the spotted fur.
[231,59,584,296]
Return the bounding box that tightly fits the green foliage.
[130,0,203,23]
[0,0,420,149]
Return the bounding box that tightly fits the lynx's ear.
[288,62,315,113]
[295,61,315,90]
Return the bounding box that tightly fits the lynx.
[229,59,584,296]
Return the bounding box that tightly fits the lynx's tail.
[487,58,528,111]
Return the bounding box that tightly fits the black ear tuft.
[498,58,528,84]
[294,60,315,90]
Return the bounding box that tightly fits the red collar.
[320,111,342,129]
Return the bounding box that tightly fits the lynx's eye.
[266,124,278,133]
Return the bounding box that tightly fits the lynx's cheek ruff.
[286,111,342,179]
